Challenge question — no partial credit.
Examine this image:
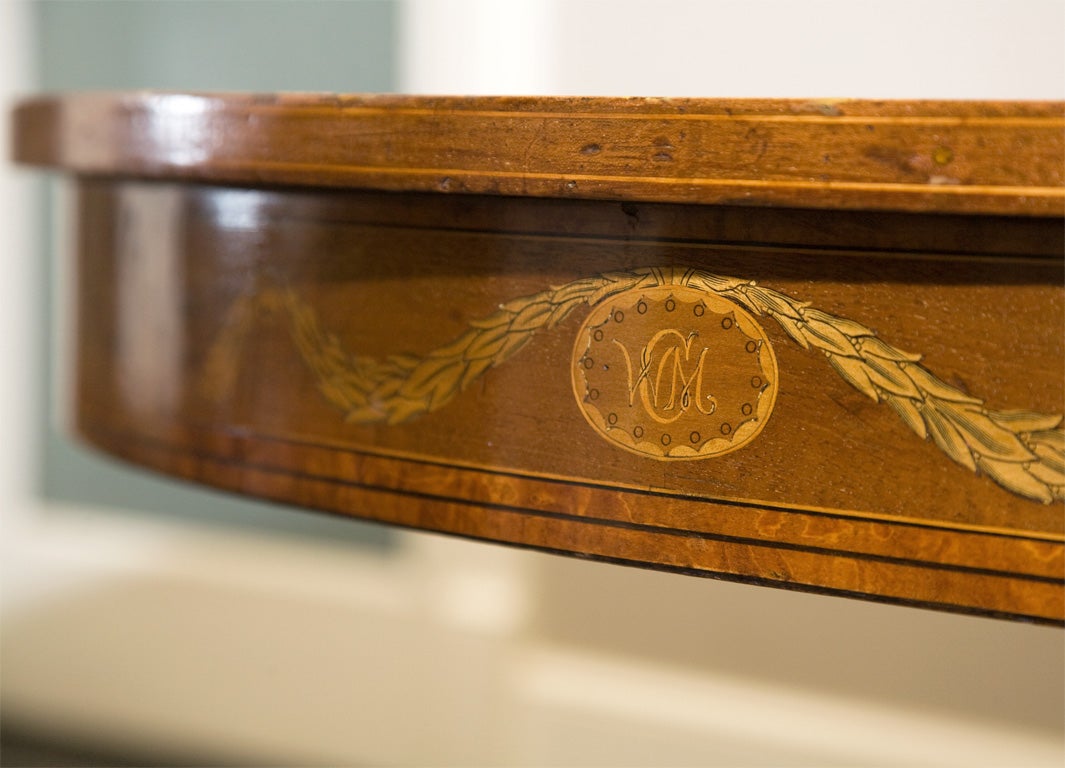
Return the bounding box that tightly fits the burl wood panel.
[12,94,1064,622]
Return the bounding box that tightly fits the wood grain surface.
[11,93,1065,622]
[12,93,1065,215]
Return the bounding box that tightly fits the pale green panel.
[37,0,396,92]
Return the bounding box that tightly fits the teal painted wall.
[36,0,396,92]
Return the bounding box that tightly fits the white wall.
[552,0,1065,99]
[3,1,1063,766]
[2,0,44,588]
[402,0,1065,99]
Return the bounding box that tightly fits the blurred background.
[2,1,1063,765]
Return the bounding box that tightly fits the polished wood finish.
[12,93,1065,623]
[13,93,1064,215]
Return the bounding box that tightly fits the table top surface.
[13,92,1065,216]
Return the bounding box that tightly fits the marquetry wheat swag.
[204,267,1065,504]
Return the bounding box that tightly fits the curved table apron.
[12,93,1065,623]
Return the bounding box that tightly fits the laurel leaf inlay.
[202,267,1064,503]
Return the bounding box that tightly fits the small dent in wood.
[652,135,676,163]
[580,143,602,155]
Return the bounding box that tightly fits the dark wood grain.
[12,93,1065,622]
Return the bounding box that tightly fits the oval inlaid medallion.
[572,285,778,459]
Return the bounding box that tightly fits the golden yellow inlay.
[202,266,1064,504]
[572,286,778,459]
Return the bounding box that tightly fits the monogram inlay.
[571,285,778,459]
